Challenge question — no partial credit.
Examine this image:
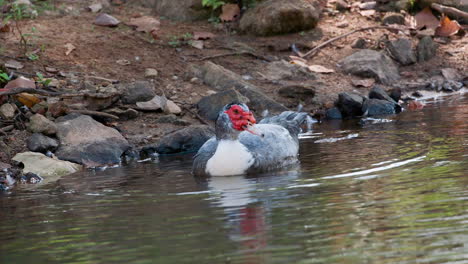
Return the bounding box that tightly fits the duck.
[192,102,310,177]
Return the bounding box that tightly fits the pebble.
[145,68,158,78]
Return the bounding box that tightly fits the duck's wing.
[259,111,309,138]
[192,137,218,177]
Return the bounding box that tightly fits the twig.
[431,3,468,21]
[300,26,409,59]
[67,109,119,120]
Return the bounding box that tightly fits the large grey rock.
[387,38,417,65]
[153,0,210,21]
[340,49,400,85]
[263,60,317,81]
[197,89,249,121]
[28,114,57,135]
[240,0,322,36]
[336,92,365,118]
[417,36,437,62]
[12,152,82,178]
[55,115,130,166]
[362,99,396,116]
[120,81,156,104]
[0,103,16,120]
[191,62,288,114]
[142,125,214,155]
[26,133,59,153]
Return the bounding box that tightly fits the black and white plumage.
[192,103,309,177]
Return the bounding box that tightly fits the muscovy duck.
[193,103,309,177]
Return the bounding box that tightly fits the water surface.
[1,94,467,264]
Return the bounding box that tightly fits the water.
[1,94,467,264]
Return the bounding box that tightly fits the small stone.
[335,0,351,11]
[351,38,367,49]
[156,114,191,126]
[164,100,182,115]
[28,114,57,135]
[362,99,396,116]
[387,38,416,65]
[190,40,204,49]
[382,12,405,25]
[4,59,23,70]
[26,133,59,153]
[105,108,139,120]
[336,21,349,28]
[88,3,103,13]
[190,77,199,83]
[369,85,398,104]
[45,67,59,73]
[172,76,179,80]
[94,13,120,27]
[48,78,60,88]
[31,101,48,115]
[0,103,16,119]
[120,81,156,104]
[417,36,437,62]
[145,68,158,78]
[336,92,365,118]
[136,95,167,111]
[325,107,342,119]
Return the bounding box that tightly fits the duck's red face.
[224,105,256,132]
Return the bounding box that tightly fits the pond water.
[1,93,467,264]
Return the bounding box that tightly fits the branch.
[300,26,409,59]
[431,3,468,21]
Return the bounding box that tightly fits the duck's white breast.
[205,140,254,176]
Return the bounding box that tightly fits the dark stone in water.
[336,92,365,118]
[412,91,423,98]
[142,125,215,155]
[369,85,398,104]
[362,99,396,116]
[389,88,401,102]
[325,107,342,119]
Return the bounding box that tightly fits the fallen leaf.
[64,43,76,56]
[127,16,160,33]
[435,15,461,37]
[190,40,204,50]
[407,100,424,111]
[308,65,335,73]
[351,78,375,88]
[4,60,24,70]
[288,56,307,63]
[290,58,309,68]
[220,4,240,22]
[15,93,41,108]
[193,31,215,40]
[359,9,375,17]
[0,21,11,32]
[414,7,439,30]
[94,13,120,27]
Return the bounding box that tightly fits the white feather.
[206,140,254,176]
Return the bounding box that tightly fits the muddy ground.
[0,0,467,164]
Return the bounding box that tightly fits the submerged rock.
[336,92,365,118]
[325,107,343,119]
[240,0,322,36]
[340,49,400,85]
[362,99,397,116]
[12,152,82,178]
[55,115,130,166]
[142,125,214,155]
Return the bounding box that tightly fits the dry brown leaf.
[193,31,215,40]
[127,16,160,33]
[351,78,375,88]
[308,65,335,73]
[16,93,41,108]
[64,43,76,56]
[435,15,461,37]
[220,4,240,22]
[290,59,309,68]
[0,22,11,32]
[407,101,424,111]
[414,7,439,30]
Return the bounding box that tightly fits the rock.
[417,36,437,62]
[340,49,400,85]
[120,81,156,104]
[263,60,317,81]
[28,114,57,135]
[387,38,417,65]
[55,115,130,166]
[156,114,191,126]
[351,38,368,49]
[88,3,102,13]
[4,59,23,70]
[83,85,120,111]
[335,0,351,11]
[389,88,402,102]
[142,125,214,155]
[0,103,16,119]
[104,107,139,120]
[26,133,59,153]
[325,107,343,119]
[362,99,396,116]
[31,101,48,115]
[441,68,461,81]
[12,152,82,178]
[145,68,158,78]
[191,62,288,114]
[48,101,68,118]
[239,0,322,36]
[369,85,398,104]
[164,100,182,115]
[336,21,349,28]
[4,76,35,90]
[153,0,210,21]
[336,92,365,118]
[197,89,249,121]
[94,13,120,27]
[376,0,412,12]
[136,95,167,111]
[278,85,315,101]
[382,12,405,25]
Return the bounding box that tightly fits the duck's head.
[216,103,261,139]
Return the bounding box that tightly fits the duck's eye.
[233,109,239,114]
